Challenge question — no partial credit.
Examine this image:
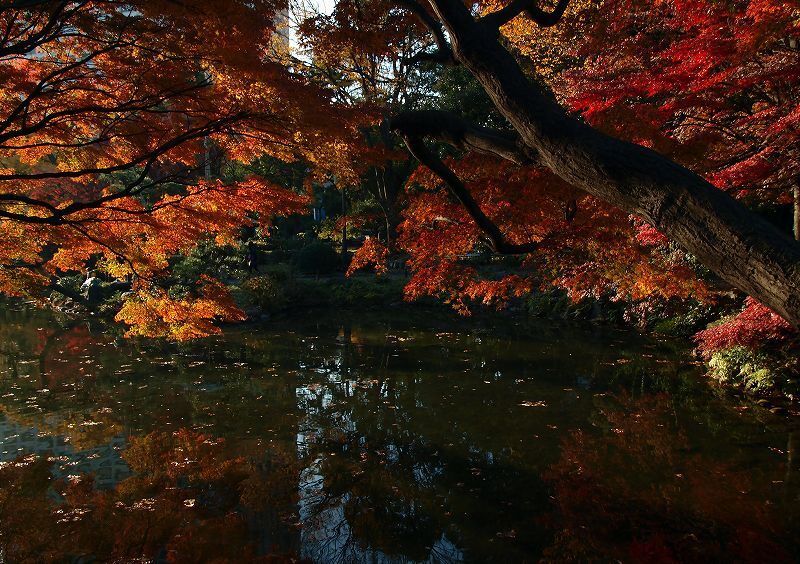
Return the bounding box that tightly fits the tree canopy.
[1,0,799,338]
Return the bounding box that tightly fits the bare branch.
[398,132,540,254]
[405,49,454,65]
[394,0,456,65]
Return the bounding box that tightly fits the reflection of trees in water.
[292,324,464,563]
[291,325,547,563]
[543,394,799,562]
[1,306,798,562]
[0,428,305,562]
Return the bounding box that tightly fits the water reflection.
[0,303,797,562]
[544,394,797,562]
[0,428,302,562]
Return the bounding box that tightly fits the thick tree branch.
[391,110,537,165]
[480,0,569,30]
[426,0,800,326]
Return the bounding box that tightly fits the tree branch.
[398,131,539,254]
[427,0,800,325]
[390,110,538,165]
[405,49,454,65]
[480,0,569,30]
[0,113,246,183]
[394,0,456,65]
[0,1,77,58]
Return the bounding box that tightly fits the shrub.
[294,241,340,275]
[241,275,287,313]
[707,346,777,393]
[260,263,293,283]
[695,298,793,356]
[652,303,715,337]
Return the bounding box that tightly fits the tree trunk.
[425,0,800,326]
[341,186,348,265]
[203,136,212,180]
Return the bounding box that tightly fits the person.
[247,241,259,274]
[80,270,103,304]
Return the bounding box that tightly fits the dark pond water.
[0,303,797,563]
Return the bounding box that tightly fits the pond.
[0,303,797,562]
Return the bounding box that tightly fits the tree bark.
[413,0,800,326]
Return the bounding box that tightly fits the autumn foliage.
[1,0,799,345]
[347,236,390,276]
[695,297,794,357]
[561,0,800,206]
[0,0,373,338]
[396,153,707,315]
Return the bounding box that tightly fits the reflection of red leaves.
[0,429,305,562]
[543,394,792,562]
[41,325,113,387]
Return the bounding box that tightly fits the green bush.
[525,289,596,320]
[294,241,340,275]
[171,240,243,282]
[241,275,287,313]
[260,263,293,283]
[286,276,406,308]
[328,277,404,305]
[707,346,777,393]
[50,273,83,302]
[652,303,715,337]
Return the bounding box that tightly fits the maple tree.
[377,0,800,326]
[2,0,800,340]
[315,0,799,332]
[0,0,371,338]
[695,297,794,357]
[296,0,435,250]
[559,0,800,234]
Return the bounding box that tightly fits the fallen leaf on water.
[519,400,547,407]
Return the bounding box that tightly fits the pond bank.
[43,268,800,405]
